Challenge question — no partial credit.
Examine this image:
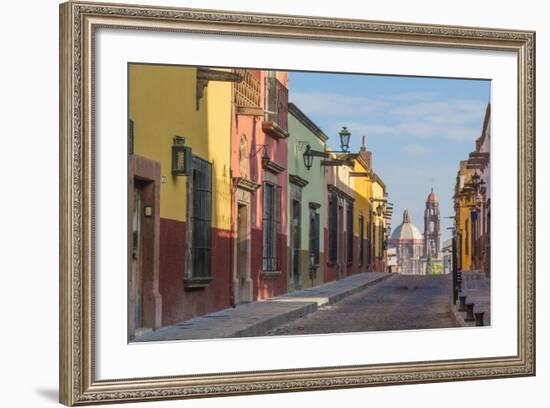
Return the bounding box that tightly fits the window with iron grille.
[346,201,354,264]
[191,156,212,278]
[328,191,338,264]
[309,208,320,266]
[262,182,281,271]
[359,214,364,266]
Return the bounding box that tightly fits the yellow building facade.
[128,64,239,335]
[372,175,387,271]
[351,149,373,272]
[454,160,476,272]
[129,64,233,228]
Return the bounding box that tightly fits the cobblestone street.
[268,274,457,336]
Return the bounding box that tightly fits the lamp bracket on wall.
[249,144,269,159]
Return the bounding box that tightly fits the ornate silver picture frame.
[59,1,535,405]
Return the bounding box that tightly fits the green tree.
[427,253,433,274]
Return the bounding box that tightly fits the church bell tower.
[423,188,441,258]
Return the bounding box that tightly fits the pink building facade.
[230,70,289,304]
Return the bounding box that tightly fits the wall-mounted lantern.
[469,172,486,193]
[300,143,330,170]
[371,198,392,218]
[171,136,192,176]
[303,145,314,170]
[250,144,286,174]
[261,146,270,167]
[339,126,351,152]
[299,125,354,171]
[250,144,271,167]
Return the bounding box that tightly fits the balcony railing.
[234,69,262,116]
[263,76,289,139]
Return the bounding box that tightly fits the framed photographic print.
[59,1,535,405]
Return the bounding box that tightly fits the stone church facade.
[388,189,443,275]
[387,210,424,275]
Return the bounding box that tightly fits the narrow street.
[268,274,457,336]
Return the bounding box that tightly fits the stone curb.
[232,302,318,337]
[234,273,396,338]
[317,272,396,306]
[135,272,395,341]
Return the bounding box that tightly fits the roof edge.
[288,102,329,142]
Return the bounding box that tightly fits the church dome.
[390,209,423,241]
[427,188,438,203]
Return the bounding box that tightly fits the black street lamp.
[371,198,389,216]
[250,144,271,167]
[469,172,486,193]
[299,142,329,170]
[303,144,314,170]
[261,146,270,167]
[339,126,351,152]
[299,126,354,171]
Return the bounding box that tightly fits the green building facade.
[286,102,328,291]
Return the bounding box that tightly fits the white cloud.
[289,91,387,117]
[392,99,487,127]
[289,90,487,143]
[383,92,440,102]
[402,144,434,156]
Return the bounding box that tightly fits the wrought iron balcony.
[263,76,289,139]
[234,69,264,116]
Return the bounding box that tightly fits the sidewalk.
[134,272,394,342]
[450,272,491,327]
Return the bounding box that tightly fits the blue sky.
[288,71,491,242]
